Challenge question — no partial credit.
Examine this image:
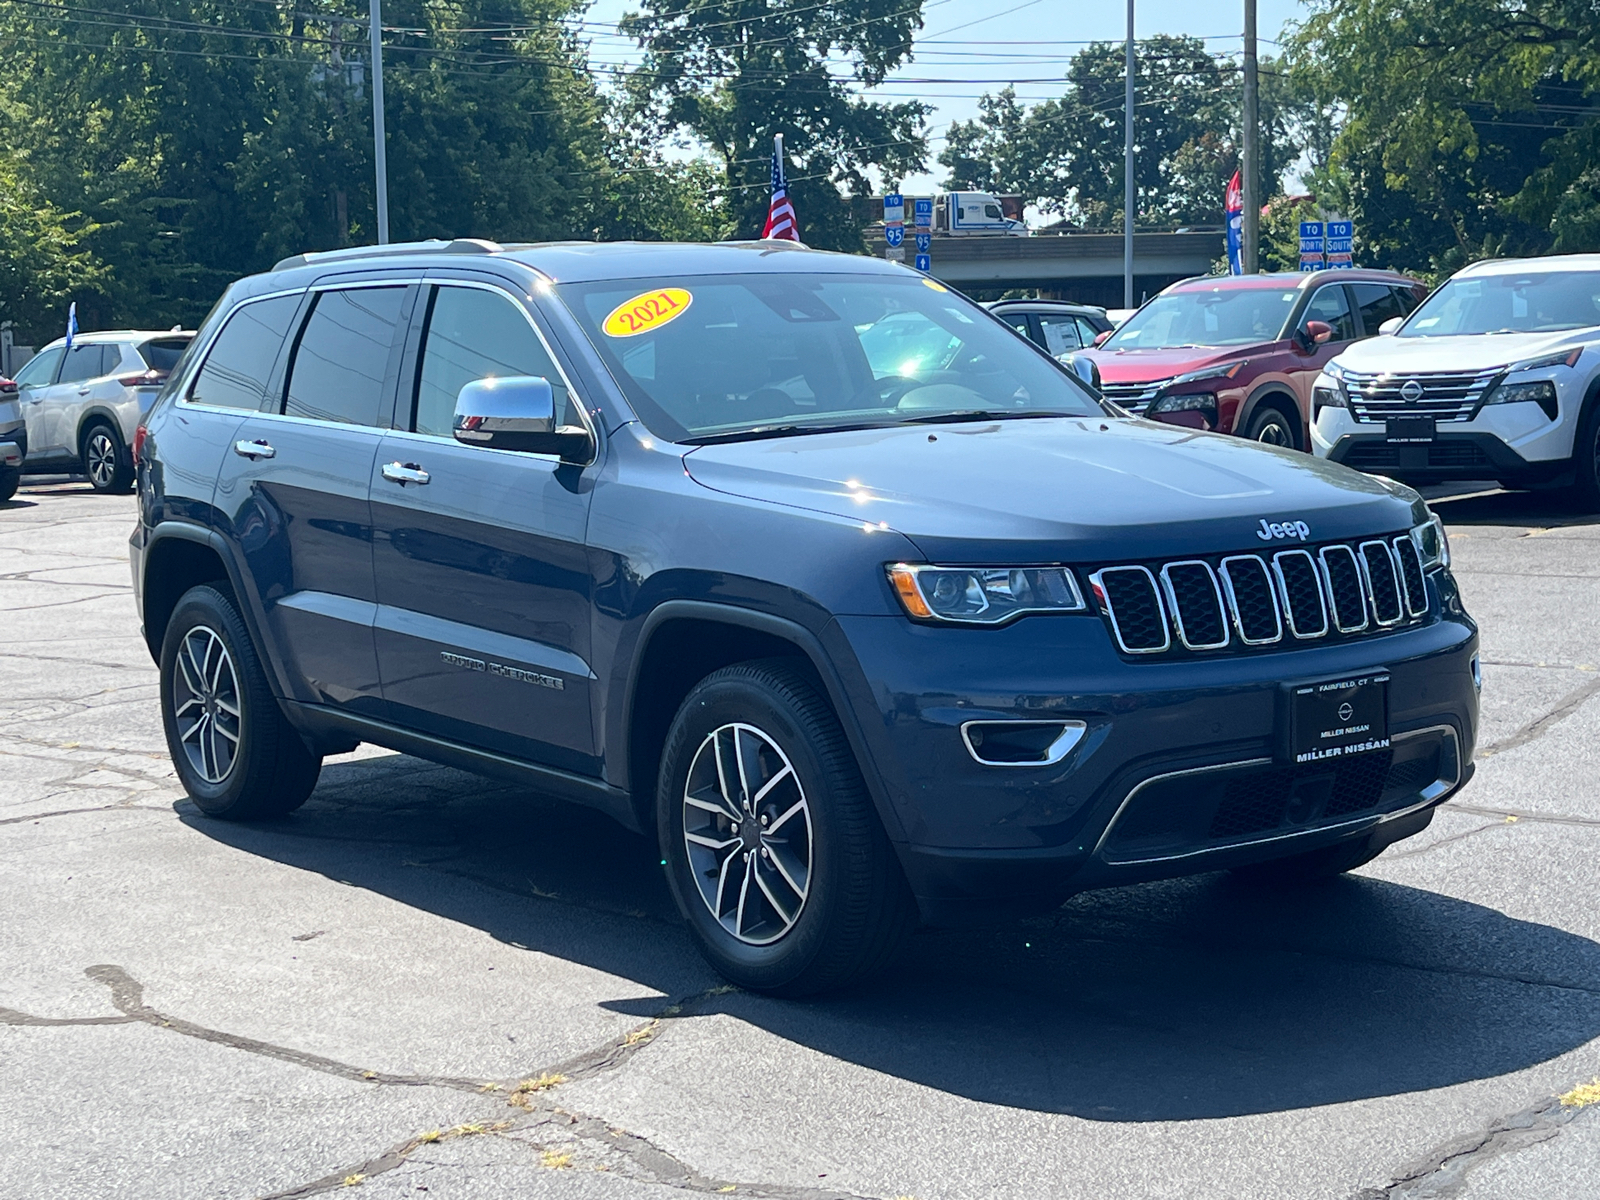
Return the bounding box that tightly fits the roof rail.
[271,238,503,272]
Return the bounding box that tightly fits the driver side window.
[413,286,571,439]
[1303,285,1357,343]
[12,346,63,389]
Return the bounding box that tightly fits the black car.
[987,299,1115,357]
[131,239,1480,995]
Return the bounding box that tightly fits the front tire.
[82,421,133,493]
[1244,405,1299,450]
[1564,399,1600,512]
[159,585,321,819]
[657,661,916,996]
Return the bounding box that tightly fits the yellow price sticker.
[602,287,693,338]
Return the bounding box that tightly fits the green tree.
[620,0,931,250]
[0,150,105,345]
[940,37,1312,229]
[1290,0,1600,274]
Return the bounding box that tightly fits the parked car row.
[1,329,194,496]
[995,254,1600,507]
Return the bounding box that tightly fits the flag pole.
[1123,0,1135,308]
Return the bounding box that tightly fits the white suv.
[1311,255,1600,504]
[11,330,193,492]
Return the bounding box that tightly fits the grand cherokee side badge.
[1257,518,1311,541]
[440,650,564,691]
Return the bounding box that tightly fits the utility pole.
[1123,0,1134,308]
[1241,0,1259,273]
[371,0,390,244]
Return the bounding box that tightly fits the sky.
[580,0,1308,193]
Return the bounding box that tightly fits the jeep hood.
[1334,328,1600,374]
[682,419,1419,564]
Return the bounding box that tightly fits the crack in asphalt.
[1444,801,1600,829]
[1478,677,1600,758]
[1352,1090,1590,1198]
[0,802,163,828]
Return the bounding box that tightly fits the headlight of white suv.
[888,564,1086,624]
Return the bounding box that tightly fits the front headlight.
[1148,392,1218,427]
[1412,515,1450,571]
[887,563,1086,624]
[1312,383,1346,414]
[1485,378,1559,419]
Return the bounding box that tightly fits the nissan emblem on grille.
[1401,380,1424,402]
[1092,537,1428,656]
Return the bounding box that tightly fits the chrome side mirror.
[1060,353,1102,394]
[452,375,594,463]
[1378,316,1403,335]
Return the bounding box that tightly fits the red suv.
[1076,270,1427,448]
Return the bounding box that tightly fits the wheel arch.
[139,523,245,661]
[1236,385,1306,450]
[622,601,905,843]
[75,406,127,460]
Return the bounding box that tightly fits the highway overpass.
[867,230,1225,305]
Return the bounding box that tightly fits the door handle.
[381,461,430,486]
[233,439,276,460]
[77,387,91,396]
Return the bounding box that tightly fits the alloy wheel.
[682,722,813,945]
[86,430,118,488]
[171,625,242,784]
[1255,418,1292,447]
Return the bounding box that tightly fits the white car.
[11,330,193,492]
[1311,255,1600,504]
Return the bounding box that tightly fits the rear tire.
[159,585,321,819]
[1230,838,1382,886]
[1244,405,1299,450]
[0,468,18,503]
[82,421,133,493]
[657,660,916,996]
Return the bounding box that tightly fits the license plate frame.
[1283,673,1392,765]
[1385,416,1436,443]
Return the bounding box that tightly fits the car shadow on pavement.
[182,751,1600,1123]
[1429,486,1600,530]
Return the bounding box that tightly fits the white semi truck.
[934,192,1026,236]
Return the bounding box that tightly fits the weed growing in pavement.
[1559,1078,1600,1107]
[540,1150,574,1169]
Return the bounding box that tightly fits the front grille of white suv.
[1087,536,1429,656]
[1341,368,1502,423]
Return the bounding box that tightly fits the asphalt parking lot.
[2,477,1597,1200]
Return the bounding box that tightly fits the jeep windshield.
[1400,270,1600,337]
[558,273,1105,443]
[1102,286,1300,349]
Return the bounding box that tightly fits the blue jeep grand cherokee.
[131,239,1478,994]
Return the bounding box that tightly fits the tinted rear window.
[138,337,192,373]
[284,287,407,426]
[190,295,302,411]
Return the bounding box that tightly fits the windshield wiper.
[897,409,1084,425]
[682,420,891,446]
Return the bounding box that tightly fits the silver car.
[11,330,194,492]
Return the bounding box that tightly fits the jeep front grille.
[1089,535,1429,656]
[1341,368,1501,423]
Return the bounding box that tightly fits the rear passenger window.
[58,344,109,384]
[412,286,572,438]
[1351,283,1407,334]
[284,287,407,426]
[190,294,301,410]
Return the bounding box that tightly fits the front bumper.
[834,583,1478,921]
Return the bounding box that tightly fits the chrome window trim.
[959,719,1088,768]
[1093,724,1462,865]
[1392,535,1430,617]
[1218,554,1284,645]
[408,277,599,465]
[1360,539,1406,626]
[1318,544,1370,633]
[1271,549,1330,639]
[1090,565,1170,654]
[1159,559,1231,650]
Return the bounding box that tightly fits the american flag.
[761,135,801,242]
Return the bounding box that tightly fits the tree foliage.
[1291,0,1600,274]
[0,0,720,330]
[939,37,1328,229]
[620,0,931,250]
[0,149,104,344]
